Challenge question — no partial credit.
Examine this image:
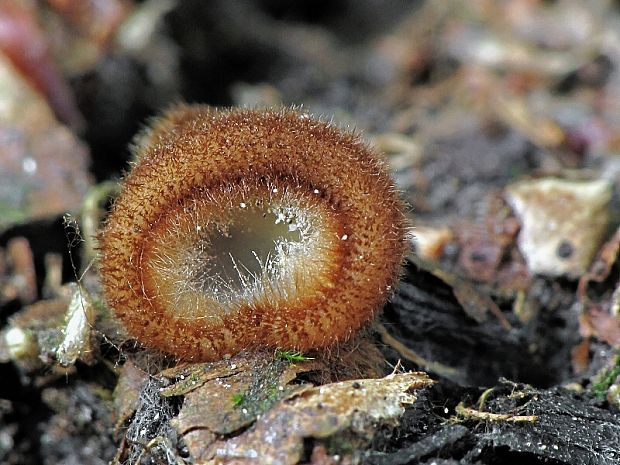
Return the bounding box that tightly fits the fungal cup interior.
[192,201,307,298]
[146,188,338,318]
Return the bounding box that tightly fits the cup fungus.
[99,105,407,361]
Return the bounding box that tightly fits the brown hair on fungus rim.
[99,105,407,361]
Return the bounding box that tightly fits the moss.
[275,349,314,362]
[231,392,246,408]
[592,360,620,400]
[230,356,298,418]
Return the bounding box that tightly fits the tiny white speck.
[230,364,237,369]
[313,189,320,194]
[196,225,202,232]
[22,158,37,175]
[242,408,248,414]
[4,328,26,345]
[272,188,278,193]
[240,202,246,208]
[180,375,185,380]
[5,327,26,351]
[341,234,348,240]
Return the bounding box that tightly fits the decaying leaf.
[0,290,70,369]
[0,50,92,232]
[158,358,252,398]
[506,177,612,278]
[113,346,433,464]
[207,371,433,465]
[0,237,36,305]
[581,306,620,347]
[166,352,322,444]
[578,225,620,299]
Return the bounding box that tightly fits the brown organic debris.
[111,347,429,464]
[580,306,620,347]
[0,237,36,305]
[506,177,612,278]
[578,225,620,299]
[113,360,149,435]
[0,51,92,232]
[208,371,433,465]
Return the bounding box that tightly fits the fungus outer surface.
[99,106,406,360]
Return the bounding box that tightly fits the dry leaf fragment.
[211,371,433,465]
[506,178,611,278]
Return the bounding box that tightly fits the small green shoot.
[231,392,245,407]
[275,349,314,362]
[592,364,620,399]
